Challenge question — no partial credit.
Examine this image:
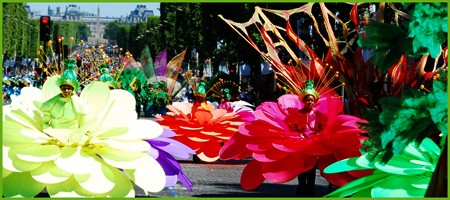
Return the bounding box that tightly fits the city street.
[137,158,333,198]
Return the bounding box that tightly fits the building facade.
[25,4,155,44]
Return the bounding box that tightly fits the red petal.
[241,160,266,190]
[350,3,360,27]
[252,149,288,162]
[239,121,284,137]
[197,139,222,162]
[219,134,251,160]
[357,97,370,106]
[262,153,317,183]
[194,110,213,125]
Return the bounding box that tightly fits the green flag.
[140,46,157,82]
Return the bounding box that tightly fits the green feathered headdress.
[57,58,79,91]
[194,82,207,97]
[99,67,117,89]
[299,80,319,102]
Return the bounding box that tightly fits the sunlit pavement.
[137,158,333,198]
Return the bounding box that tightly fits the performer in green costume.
[41,58,87,129]
[99,66,117,89]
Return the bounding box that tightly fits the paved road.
[137,159,334,198]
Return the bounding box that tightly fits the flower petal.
[3,171,46,197]
[2,120,47,146]
[240,160,266,190]
[4,146,43,172]
[326,173,390,197]
[96,89,137,129]
[42,76,62,101]
[125,154,166,193]
[3,167,12,178]
[97,138,151,152]
[127,119,163,139]
[99,149,147,169]
[74,157,115,194]
[372,175,427,197]
[3,106,41,131]
[46,175,96,197]
[374,155,432,175]
[31,161,71,184]
[54,147,96,174]
[80,81,110,123]
[148,137,195,159]
[107,120,163,140]
[262,153,316,183]
[324,156,372,174]
[15,144,61,162]
[103,169,135,197]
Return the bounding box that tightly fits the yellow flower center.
[41,130,110,154]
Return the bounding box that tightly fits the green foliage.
[116,25,130,51]
[357,20,413,73]
[408,3,448,58]
[104,20,122,40]
[53,22,90,45]
[3,3,39,59]
[358,3,447,73]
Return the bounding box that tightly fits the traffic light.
[39,16,51,41]
[229,65,236,74]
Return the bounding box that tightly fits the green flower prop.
[3,76,166,197]
[360,69,447,163]
[324,138,440,197]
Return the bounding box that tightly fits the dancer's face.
[60,85,74,98]
[302,95,315,111]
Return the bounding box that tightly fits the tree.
[104,20,122,40]
[3,3,39,59]
[116,25,130,52]
[145,16,162,57]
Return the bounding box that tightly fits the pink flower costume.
[219,87,371,190]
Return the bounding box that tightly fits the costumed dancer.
[90,50,196,192]
[284,80,328,196]
[40,58,87,130]
[143,81,170,117]
[219,71,371,196]
[206,77,254,113]
[99,66,118,89]
[219,5,372,196]
[2,49,185,197]
[156,79,255,163]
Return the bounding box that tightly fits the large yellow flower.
[3,76,166,197]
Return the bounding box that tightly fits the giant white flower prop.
[3,76,166,197]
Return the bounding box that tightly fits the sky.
[26,3,161,18]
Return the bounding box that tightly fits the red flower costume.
[156,95,254,162]
[219,89,371,190]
